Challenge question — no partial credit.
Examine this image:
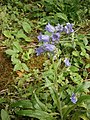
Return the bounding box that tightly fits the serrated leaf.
[1,109,10,120]
[22,22,31,33]
[56,13,68,21]
[22,63,29,71]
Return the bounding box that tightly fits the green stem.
[52,59,63,120]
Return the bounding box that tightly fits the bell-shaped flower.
[55,24,64,32]
[51,32,60,42]
[43,43,56,52]
[45,23,55,33]
[70,93,77,104]
[64,23,74,34]
[64,58,71,67]
[36,46,44,56]
[37,33,50,42]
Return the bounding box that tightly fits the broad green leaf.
[3,30,12,38]
[5,49,17,55]
[72,51,79,56]
[11,100,33,109]
[69,66,79,72]
[16,29,27,39]
[1,109,10,120]
[22,63,29,71]
[14,63,22,71]
[11,56,20,65]
[22,22,31,33]
[16,110,54,120]
[13,41,22,52]
[56,13,68,21]
[22,52,30,61]
[85,53,89,59]
[85,64,90,68]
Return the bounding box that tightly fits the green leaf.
[69,66,79,72]
[11,100,33,109]
[22,22,31,33]
[1,109,10,120]
[22,63,29,71]
[5,49,17,55]
[72,51,79,56]
[24,37,32,42]
[56,13,68,21]
[16,29,27,39]
[75,82,90,93]
[16,110,54,120]
[83,37,88,46]
[77,95,90,104]
[13,41,22,52]
[3,30,12,38]
[14,63,22,71]
[11,56,20,65]
[34,93,49,112]
[85,64,90,68]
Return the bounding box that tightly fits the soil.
[0,47,13,91]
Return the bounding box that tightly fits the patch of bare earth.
[0,47,13,91]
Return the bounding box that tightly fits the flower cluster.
[36,23,74,56]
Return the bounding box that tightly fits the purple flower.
[45,23,55,33]
[51,32,60,42]
[64,23,74,34]
[43,44,56,52]
[37,33,50,42]
[70,93,77,104]
[55,24,64,32]
[64,58,71,67]
[36,46,44,56]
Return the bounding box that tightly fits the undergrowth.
[0,0,90,120]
